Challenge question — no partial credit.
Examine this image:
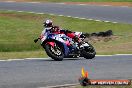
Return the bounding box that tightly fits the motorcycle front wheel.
[44,43,64,61]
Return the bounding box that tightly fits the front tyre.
[44,43,64,61]
[82,43,96,59]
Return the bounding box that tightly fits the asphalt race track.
[0,55,132,88]
[0,2,132,23]
[0,1,132,88]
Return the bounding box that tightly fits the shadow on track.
[27,58,87,62]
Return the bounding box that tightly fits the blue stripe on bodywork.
[62,43,70,56]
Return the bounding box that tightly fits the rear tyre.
[44,43,64,61]
[82,43,96,59]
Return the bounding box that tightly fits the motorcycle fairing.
[47,33,71,56]
[47,42,55,47]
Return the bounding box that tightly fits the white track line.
[6,1,15,2]
[95,55,113,56]
[28,12,36,13]
[25,58,48,60]
[7,59,25,61]
[73,17,80,19]
[79,18,86,20]
[6,10,118,24]
[36,13,45,14]
[96,54,132,57]
[88,19,93,20]
[79,4,86,6]
[0,60,7,61]
[116,54,132,56]
[67,16,72,17]
[0,54,132,62]
[95,20,102,22]
[58,15,64,16]
[3,1,131,8]
[27,2,40,3]
[0,58,48,62]
[39,83,79,88]
[57,3,65,5]
[17,11,24,12]
[104,21,110,23]
[68,3,129,8]
[49,14,55,16]
[7,10,14,12]
[112,22,118,23]
[103,5,111,6]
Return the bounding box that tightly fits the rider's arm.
[34,28,50,43]
[39,28,48,39]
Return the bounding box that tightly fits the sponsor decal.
[79,67,131,86]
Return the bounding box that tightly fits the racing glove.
[34,38,39,43]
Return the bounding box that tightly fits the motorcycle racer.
[34,20,96,60]
[35,19,82,46]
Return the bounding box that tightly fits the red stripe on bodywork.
[47,42,55,47]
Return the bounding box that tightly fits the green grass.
[0,51,46,59]
[0,10,132,59]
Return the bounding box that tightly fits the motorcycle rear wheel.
[82,43,96,59]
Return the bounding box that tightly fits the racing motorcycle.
[34,32,96,61]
